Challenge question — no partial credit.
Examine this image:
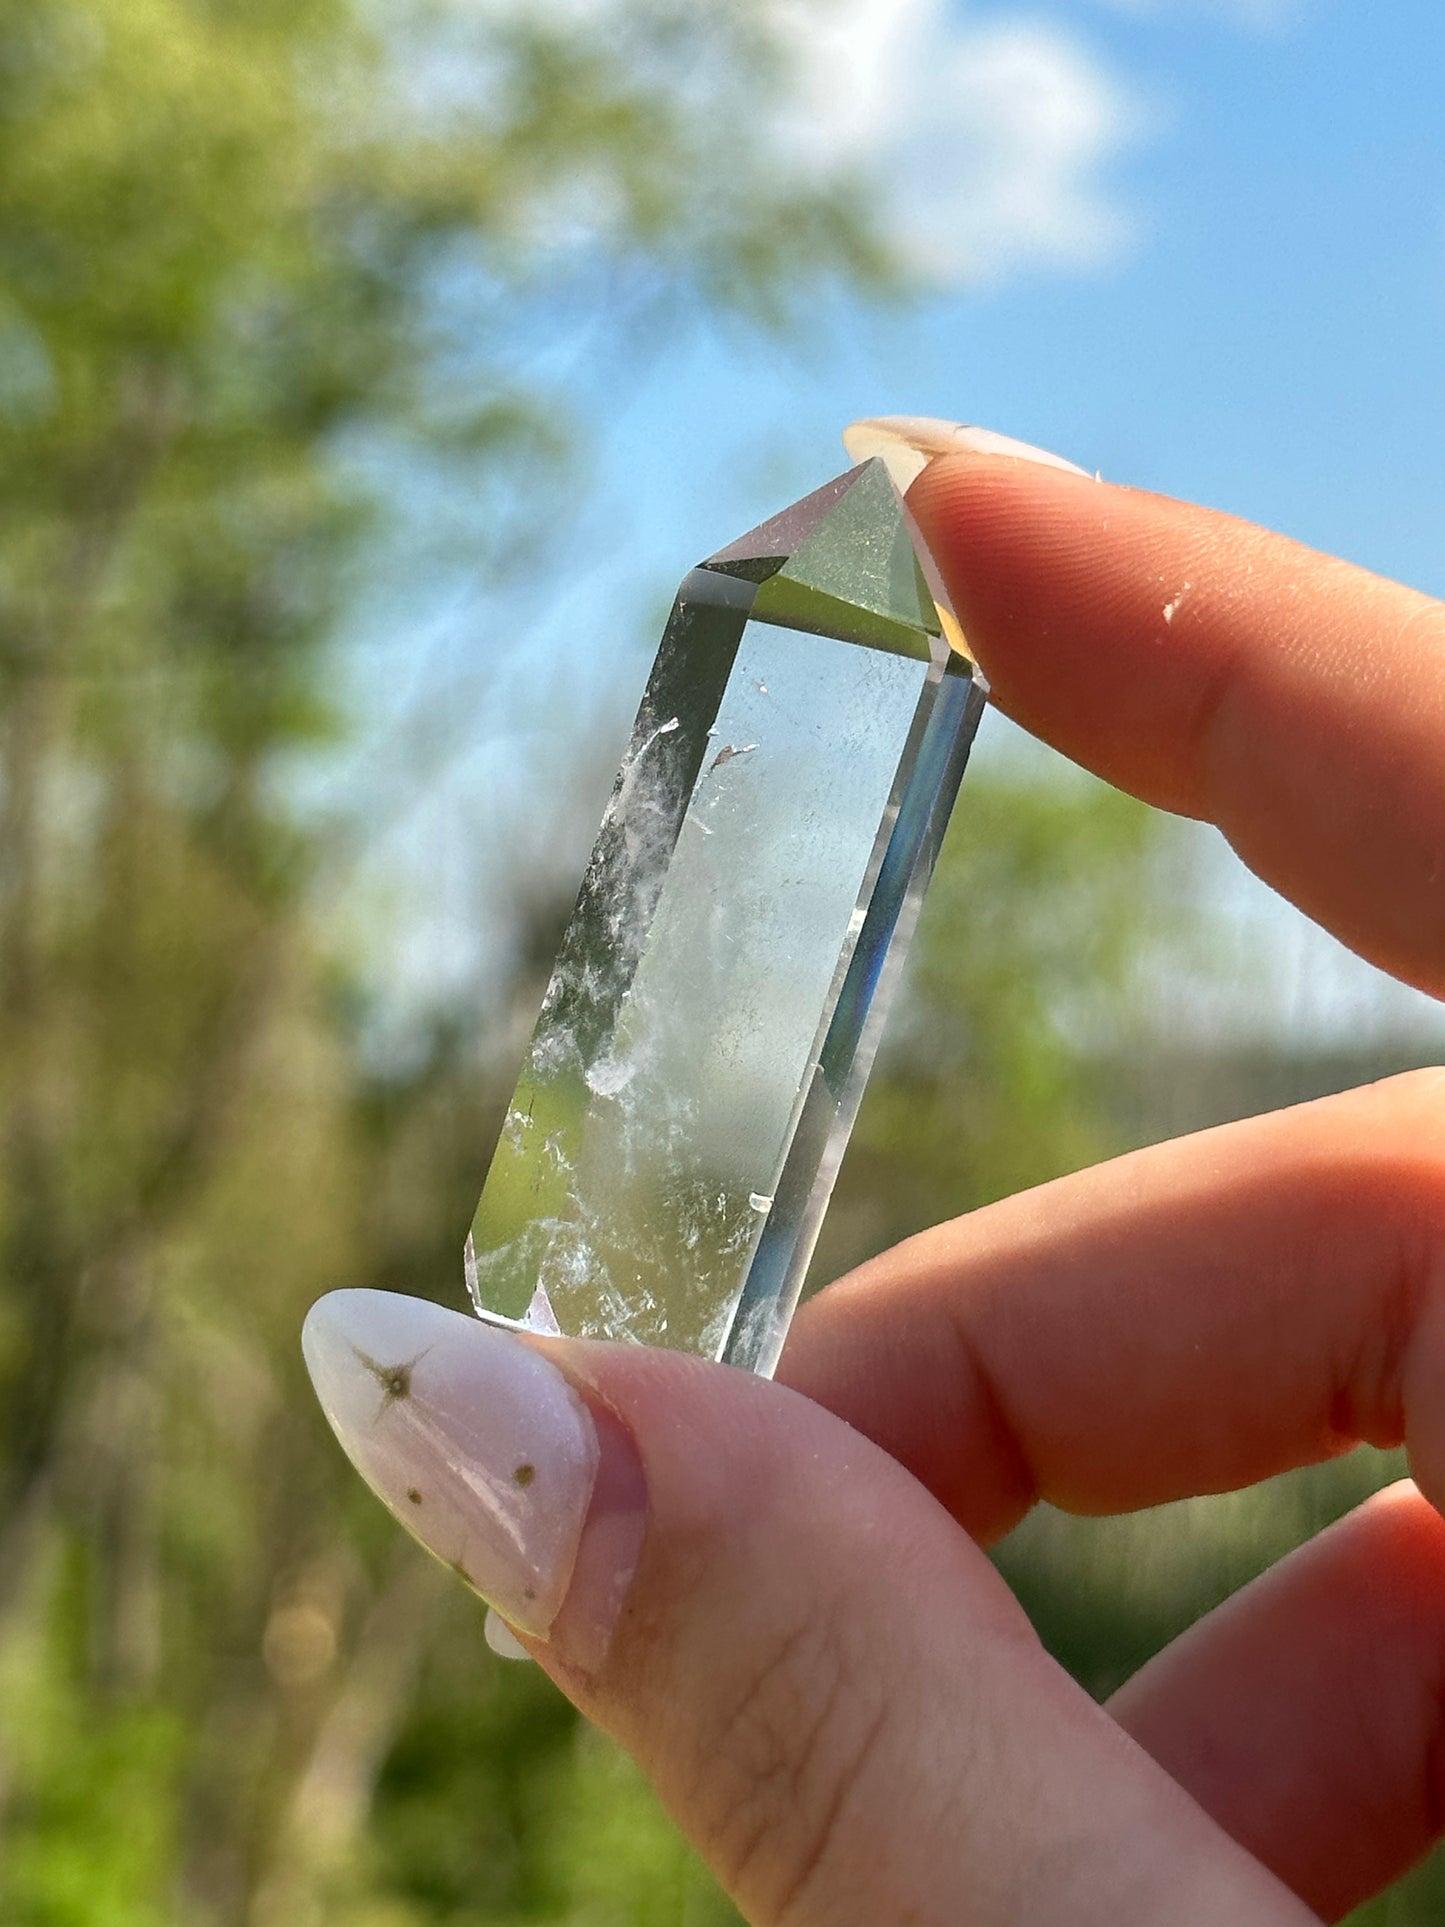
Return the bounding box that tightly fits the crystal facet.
[465,459,986,1376]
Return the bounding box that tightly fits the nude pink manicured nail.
[843,415,1091,491]
[301,1289,642,1659]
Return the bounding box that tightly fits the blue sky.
[349,0,1445,1044]
[606,0,1445,591]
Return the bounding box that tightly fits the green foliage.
[0,1547,185,1927]
[812,757,1167,1287]
[0,2,887,1920]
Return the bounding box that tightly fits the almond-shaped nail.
[301,1289,643,1663]
[843,415,1090,491]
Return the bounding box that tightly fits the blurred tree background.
[0,0,1438,1922]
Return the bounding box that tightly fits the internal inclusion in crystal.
[465,458,986,1377]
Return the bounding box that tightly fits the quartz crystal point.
[465,459,986,1377]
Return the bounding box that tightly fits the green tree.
[0,3,889,1920]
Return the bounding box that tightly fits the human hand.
[303,421,1445,1925]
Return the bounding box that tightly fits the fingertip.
[906,454,1225,817]
[906,452,1445,1001]
[299,1290,606,1639]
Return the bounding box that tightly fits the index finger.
[908,450,1445,996]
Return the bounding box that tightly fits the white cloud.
[771,0,1145,285]
[457,0,1147,288]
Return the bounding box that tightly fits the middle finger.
[781,1068,1445,1541]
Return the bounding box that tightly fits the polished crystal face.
[465,458,986,1376]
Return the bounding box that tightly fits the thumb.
[302,1290,1317,1927]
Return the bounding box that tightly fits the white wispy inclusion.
[466,460,986,1377]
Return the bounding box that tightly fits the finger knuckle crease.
[697,1613,887,1922]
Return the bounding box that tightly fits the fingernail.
[301,1289,644,1665]
[843,415,1090,491]
[485,1608,533,1661]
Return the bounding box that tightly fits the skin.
[523,454,1445,1925]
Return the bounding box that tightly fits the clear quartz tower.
[465,458,986,1377]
